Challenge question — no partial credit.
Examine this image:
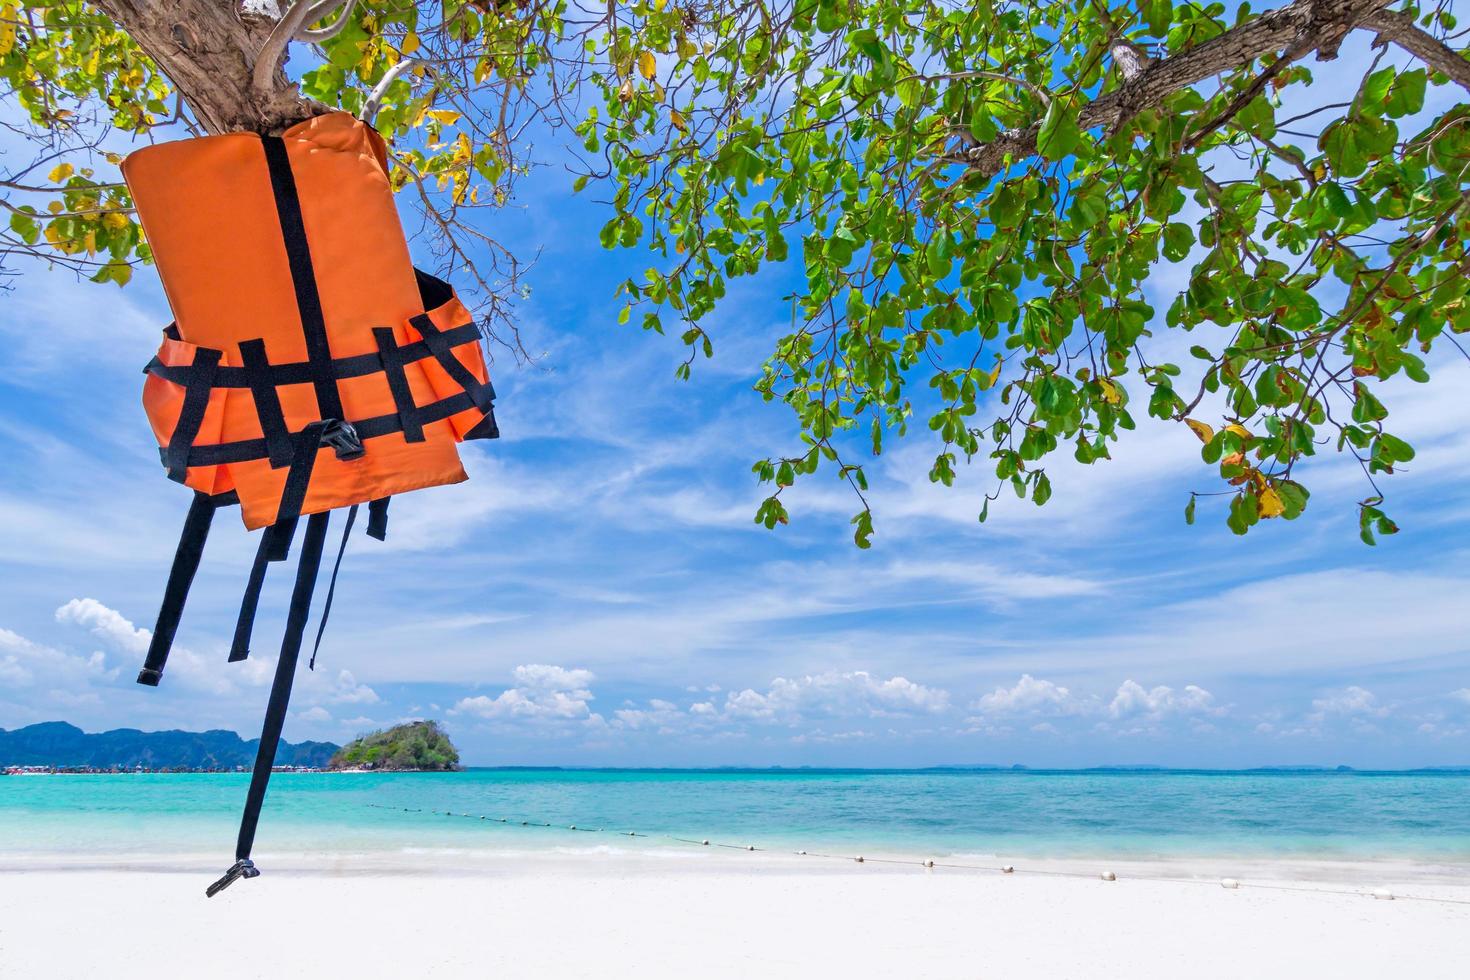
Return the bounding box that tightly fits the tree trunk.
[89,0,322,135]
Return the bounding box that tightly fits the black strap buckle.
[205,858,260,898]
[319,419,364,460]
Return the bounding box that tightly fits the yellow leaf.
[427,109,462,126]
[1258,486,1285,519]
[618,78,634,104]
[1184,418,1214,444]
[1097,378,1121,404]
[671,108,687,132]
[49,163,74,183]
[638,50,657,81]
[0,5,18,57]
[1224,423,1251,439]
[401,31,421,55]
[102,211,129,231]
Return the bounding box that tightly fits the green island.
[328,721,460,772]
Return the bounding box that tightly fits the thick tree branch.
[88,0,323,134]
[957,0,1393,178]
[1362,8,1470,92]
[252,0,316,94]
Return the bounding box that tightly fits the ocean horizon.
[6,767,1469,866]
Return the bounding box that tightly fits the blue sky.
[1,36,1468,768]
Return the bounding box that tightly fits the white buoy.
[798,850,807,856]
[855,855,865,863]
[1001,865,1014,874]
[1372,888,1395,901]
[924,860,935,868]
[1100,871,1117,881]
[701,839,710,846]
[1221,878,1240,889]
[480,815,486,820]
[747,845,756,851]
[569,825,576,830]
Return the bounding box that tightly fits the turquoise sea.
[3,769,1469,863]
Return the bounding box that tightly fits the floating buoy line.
[363,804,1470,908]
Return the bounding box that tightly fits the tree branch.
[1362,8,1470,92]
[362,59,419,126]
[251,0,316,94]
[956,0,1393,178]
[296,0,357,44]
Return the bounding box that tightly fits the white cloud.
[297,706,332,723]
[451,664,598,722]
[972,674,1081,715]
[1108,680,1220,719]
[0,625,115,688]
[323,669,379,705]
[510,664,596,691]
[55,598,150,655]
[719,671,950,724]
[612,699,684,731]
[1450,689,1470,706]
[1308,686,1388,721]
[51,597,273,697]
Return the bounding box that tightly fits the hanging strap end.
[136,667,163,687]
[205,858,259,898]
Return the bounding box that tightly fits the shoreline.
[5,843,1469,889]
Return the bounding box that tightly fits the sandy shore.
[1,851,1466,978]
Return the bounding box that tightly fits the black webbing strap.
[410,313,496,412]
[260,135,345,424]
[309,503,357,670]
[176,391,485,469]
[372,327,426,443]
[163,347,221,484]
[207,509,330,899]
[367,497,390,541]
[144,323,482,389]
[237,338,294,469]
[274,421,330,528]
[137,491,219,686]
[264,515,298,563]
[228,521,284,662]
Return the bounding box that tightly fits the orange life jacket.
[123,112,498,896]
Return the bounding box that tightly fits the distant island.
[329,721,460,771]
[0,721,339,773]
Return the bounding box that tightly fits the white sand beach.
[2,851,1466,979]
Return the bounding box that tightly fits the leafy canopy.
[328,719,461,770]
[3,0,1467,545]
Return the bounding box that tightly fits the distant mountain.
[0,721,339,770]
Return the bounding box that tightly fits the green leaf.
[1037,99,1084,161]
